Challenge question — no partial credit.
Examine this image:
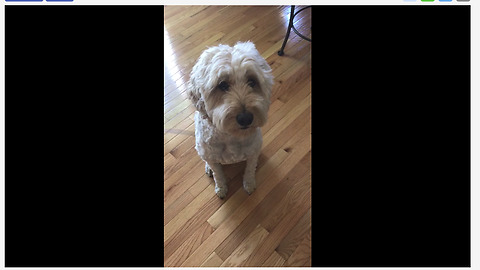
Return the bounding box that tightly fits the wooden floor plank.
[164,189,195,226]
[262,83,311,138]
[164,184,212,243]
[284,229,312,267]
[188,174,214,198]
[168,135,196,160]
[164,221,214,267]
[164,142,196,177]
[164,159,204,209]
[214,155,311,261]
[261,174,311,233]
[163,152,176,178]
[220,224,270,267]
[164,190,223,262]
[180,149,290,266]
[243,173,312,266]
[181,132,310,266]
[275,208,312,260]
[164,121,195,157]
[201,252,224,267]
[263,106,310,159]
[164,110,195,143]
[164,153,202,195]
[263,250,286,267]
[206,147,291,229]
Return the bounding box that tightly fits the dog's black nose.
[236,111,253,127]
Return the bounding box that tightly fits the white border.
[0,2,4,270]
[0,1,476,270]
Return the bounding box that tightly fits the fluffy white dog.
[187,41,274,198]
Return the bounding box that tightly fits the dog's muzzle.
[236,111,254,128]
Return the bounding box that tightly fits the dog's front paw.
[243,178,256,195]
[215,185,228,199]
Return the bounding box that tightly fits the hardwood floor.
[164,6,311,267]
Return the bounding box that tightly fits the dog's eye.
[218,81,230,91]
[247,79,256,88]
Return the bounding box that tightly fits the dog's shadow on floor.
[222,161,246,184]
[215,153,274,199]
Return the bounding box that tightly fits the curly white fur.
[188,41,274,198]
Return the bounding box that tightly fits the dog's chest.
[200,132,261,164]
[195,118,262,164]
[217,138,257,164]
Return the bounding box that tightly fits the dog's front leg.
[207,162,228,199]
[243,154,259,195]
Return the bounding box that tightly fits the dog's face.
[188,42,274,137]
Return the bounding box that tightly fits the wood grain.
[220,224,270,267]
[284,229,312,267]
[164,221,214,267]
[214,158,310,261]
[263,251,286,267]
[276,208,312,260]
[201,252,224,267]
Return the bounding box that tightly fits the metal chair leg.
[278,5,295,56]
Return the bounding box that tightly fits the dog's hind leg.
[243,154,259,195]
[207,162,228,199]
[205,163,213,177]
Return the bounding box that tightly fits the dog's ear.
[235,41,275,99]
[188,52,211,117]
[188,45,229,117]
[187,76,207,116]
